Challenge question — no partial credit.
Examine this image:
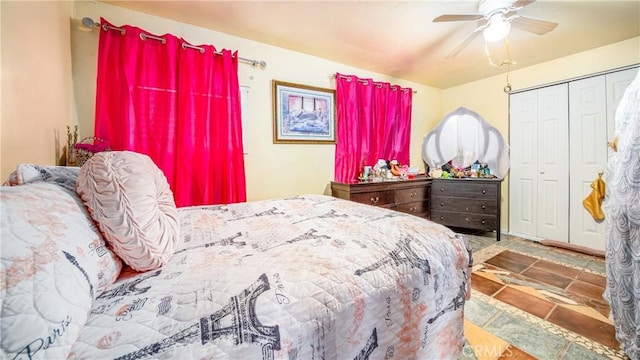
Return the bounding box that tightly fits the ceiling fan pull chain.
[504,64,513,93]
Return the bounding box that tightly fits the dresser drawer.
[396,201,429,216]
[350,190,395,206]
[396,187,429,204]
[432,181,497,199]
[330,178,431,219]
[431,197,497,214]
[431,210,497,230]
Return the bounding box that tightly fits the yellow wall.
[2,0,637,219]
[442,36,640,231]
[1,1,73,178]
[0,1,440,198]
[68,1,442,201]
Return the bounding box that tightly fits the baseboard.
[505,231,544,242]
[539,239,605,258]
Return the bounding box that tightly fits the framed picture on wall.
[272,80,336,144]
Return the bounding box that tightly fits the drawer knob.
[440,188,445,192]
[370,196,379,204]
[481,205,486,210]
[481,220,486,225]
[410,207,416,212]
[440,202,445,206]
[482,189,487,194]
[439,216,444,220]
[411,192,416,198]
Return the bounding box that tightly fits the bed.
[1,152,471,360]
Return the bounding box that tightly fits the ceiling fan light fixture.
[483,13,511,42]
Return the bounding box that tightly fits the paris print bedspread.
[69,194,472,360]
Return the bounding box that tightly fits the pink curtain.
[94,19,246,206]
[334,73,412,182]
[174,45,245,206]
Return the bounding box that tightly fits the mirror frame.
[421,107,509,178]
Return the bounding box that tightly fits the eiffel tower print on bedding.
[1,189,471,360]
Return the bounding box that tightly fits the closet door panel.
[606,68,639,139]
[569,76,607,250]
[536,84,569,242]
[509,91,538,238]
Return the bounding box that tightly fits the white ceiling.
[104,0,640,89]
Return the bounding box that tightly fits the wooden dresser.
[331,177,431,219]
[430,178,502,240]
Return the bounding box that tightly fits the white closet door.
[567,68,637,251]
[537,84,570,242]
[509,84,569,242]
[569,76,607,250]
[606,68,639,142]
[509,90,539,238]
[509,67,638,247]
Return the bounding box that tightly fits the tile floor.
[458,232,627,360]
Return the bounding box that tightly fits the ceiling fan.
[434,0,558,58]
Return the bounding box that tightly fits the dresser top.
[331,175,430,186]
[432,177,503,182]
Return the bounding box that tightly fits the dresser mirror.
[421,107,510,178]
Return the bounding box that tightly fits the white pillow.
[3,164,80,193]
[77,151,180,272]
[0,182,122,359]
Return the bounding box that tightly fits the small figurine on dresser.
[358,159,415,181]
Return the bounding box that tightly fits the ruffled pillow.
[77,151,180,272]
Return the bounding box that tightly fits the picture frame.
[272,80,336,144]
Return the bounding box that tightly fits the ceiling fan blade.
[511,0,536,9]
[446,26,484,58]
[433,14,483,22]
[510,15,558,35]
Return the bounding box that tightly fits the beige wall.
[2,0,637,215]
[1,1,442,198]
[442,36,640,232]
[1,1,73,179]
[67,1,442,201]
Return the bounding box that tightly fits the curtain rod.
[81,17,267,68]
[334,74,417,94]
